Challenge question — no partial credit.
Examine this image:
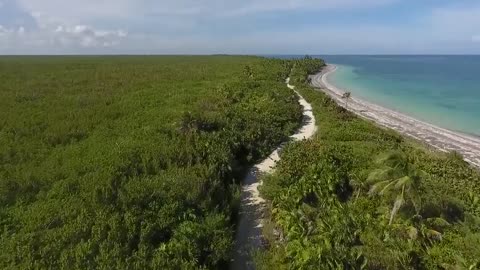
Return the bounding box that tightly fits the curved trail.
[230,79,317,270]
[311,64,480,168]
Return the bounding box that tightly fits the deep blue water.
[271,55,480,136]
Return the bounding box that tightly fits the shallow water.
[319,55,480,136]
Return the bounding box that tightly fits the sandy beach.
[310,64,480,168]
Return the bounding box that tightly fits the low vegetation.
[0,56,303,269]
[3,55,478,269]
[259,58,480,269]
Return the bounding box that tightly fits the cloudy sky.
[1,0,480,54]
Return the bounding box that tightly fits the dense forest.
[0,56,303,269]
[2,55,479,269]
[258,58,480,269]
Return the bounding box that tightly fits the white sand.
[230,78,317,270]
[311,64,480,168]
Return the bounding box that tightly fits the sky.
[1,0,480,54]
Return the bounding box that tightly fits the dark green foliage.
[0,56,302,269]
[288,56,325,85]
[259,58,480,269]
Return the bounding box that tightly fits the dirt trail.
[230,78,317,270]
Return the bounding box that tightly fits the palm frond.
[389,194,405,225]
[375,151,407,168]
[378,179,400,196]
[366,168,394,184]
[393,176,411,190]
[368,180,391,196]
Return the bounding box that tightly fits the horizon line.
[2,53,480,57]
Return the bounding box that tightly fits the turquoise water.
[319,56,480,136]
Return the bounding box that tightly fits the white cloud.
[2,0,398,53]
[4,0,480,54]
[0,13,127,53]
[52,24,128,48]
[0,24,15,36]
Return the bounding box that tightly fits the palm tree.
[367,151,424,225]
[341,92,351,110]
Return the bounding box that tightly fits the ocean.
[310,55,480,137]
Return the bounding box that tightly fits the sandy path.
[311,64,480,168]
[230,79,317,270]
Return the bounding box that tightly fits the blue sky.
[1,0,480,54]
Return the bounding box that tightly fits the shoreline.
[311,64,480,168]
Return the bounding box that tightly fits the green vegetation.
[259,58,480,269]
[0,56,303,269]
[3,55,478,269]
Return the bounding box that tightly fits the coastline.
[311,64,480,168]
